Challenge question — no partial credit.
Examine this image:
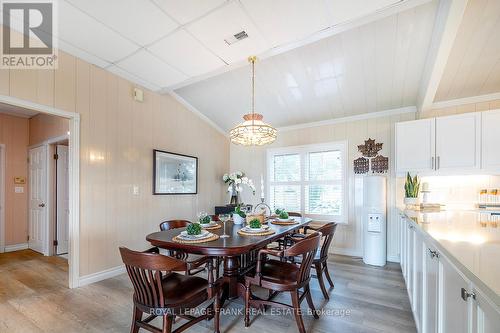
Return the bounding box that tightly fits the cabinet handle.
[431,156,435,169]
[437,156,440,169]
[461,288,476,301]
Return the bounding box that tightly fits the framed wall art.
[153,149,198,195]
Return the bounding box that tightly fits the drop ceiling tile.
[185,1,269,64]
[148,29,226,77]
[107,65,161,92]
[240,0,330,47]
[58,0,138,63]
[116,50,188,88]
[65,0,178,46]
[58,40,111,68]
[153,0,227,24]
[324,0,400,25]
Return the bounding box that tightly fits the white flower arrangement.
[222,171,255,195]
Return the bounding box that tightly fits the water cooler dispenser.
[363,175,387,267]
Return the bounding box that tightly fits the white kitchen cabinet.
[435,113,480,171]
[481,109,500,171]
[422,242,439,333]
[396,118,435,174]
[473,290,500,333]
[413,230,424,331]
[438,252,470,333]
[405,222,415,304]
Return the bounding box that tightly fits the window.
[267,141,347,223]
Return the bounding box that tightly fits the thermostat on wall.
[133,88,144,102]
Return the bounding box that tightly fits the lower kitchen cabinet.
[399,216,500,333]
[422,241,439,333]
[438,254,470,333]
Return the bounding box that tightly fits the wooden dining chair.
[119,247,221,333]
[159,219,220,277]
[243,232,321,333]
[299,222,338,299]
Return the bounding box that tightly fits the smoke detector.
[224,31,248,45]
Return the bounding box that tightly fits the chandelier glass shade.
[229,56,277,146]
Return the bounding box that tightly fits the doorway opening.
[0,95,80,288]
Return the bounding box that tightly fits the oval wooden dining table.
[146,217,311,301]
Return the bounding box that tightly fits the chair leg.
[244,285,251,327]
[130,306,142,333]
[162,315,173,333]
[290,291,306,333]
[304,285,319,319]
[323,262,334,288]
[315,263,329,300]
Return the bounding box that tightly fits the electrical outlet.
[133,186,139,195]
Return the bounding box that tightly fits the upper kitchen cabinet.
[435,113,480,172]
[481,109,500,171]
[395,111,491,175]
[396,118,435,174]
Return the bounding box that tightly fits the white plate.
[242,225,269,233]
[277,218,294,222]
[200,221,218,228]
[180,230,210,239]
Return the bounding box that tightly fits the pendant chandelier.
[229,56,277,146]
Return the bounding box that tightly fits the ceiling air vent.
[224,31,248,45]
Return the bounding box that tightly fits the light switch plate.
[14,186,24,193]
[133,186,139,195]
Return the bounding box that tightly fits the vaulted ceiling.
[175,1,438,129]
[2,0,499,131]
[434,0,500,102]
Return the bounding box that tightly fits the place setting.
[172,212,222,244]
[238,217,275,236]
[270,209,300,226]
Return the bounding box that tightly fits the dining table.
[146,216,312,301]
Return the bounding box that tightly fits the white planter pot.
[404,197,420,207]
[233,214,245,225]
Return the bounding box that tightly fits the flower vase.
[229,184,240,206]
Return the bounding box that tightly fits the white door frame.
[0,94,80,289]
[0,144,5,254]
[28,135,69,257]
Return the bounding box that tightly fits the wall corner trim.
[78,265,126,287]
[167,91,229,138]
[278,106,417,132]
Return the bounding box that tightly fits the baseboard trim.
[387,254,400,263]
[78,265,126,287]
[4,243,28,252]
[331,247,363,257]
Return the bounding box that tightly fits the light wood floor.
[0,250,416,333]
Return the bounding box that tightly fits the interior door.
[395,118,435,174]
[56,145,69,255]
[435,113,480,171]
[29,145,47,255]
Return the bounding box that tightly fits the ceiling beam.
[165,0,434,92]
[416,0,469,114]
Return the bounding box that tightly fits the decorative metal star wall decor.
[371,155,389,174]
[354,157,369,174]
[357,138,383,158]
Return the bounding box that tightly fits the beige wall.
[0,33,230,276]
[420,99,500,118]
[29,113,69,146]
[0,114,29,245]
[230,112,416,259]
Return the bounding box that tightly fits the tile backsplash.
[397,175,500,210]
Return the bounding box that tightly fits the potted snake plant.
[404,172,420,207]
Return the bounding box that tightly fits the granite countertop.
[400,209,500,306]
